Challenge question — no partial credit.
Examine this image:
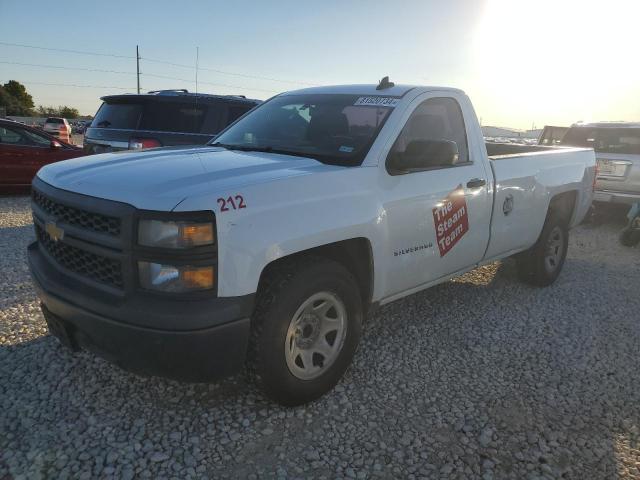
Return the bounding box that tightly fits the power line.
[142,57,317,86]
[191,79,277,94]
[1,77,275,96]
[141,72,278,93]
[200,66,316,87]
[0,41,135,59]
[200,65,316,86]
[1,80,132,90]
[0,60,135,75]
[0,60,277,94]
[141,58,193,70]
[1,40,315,86]
[0,40,311,93]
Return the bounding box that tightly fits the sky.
[1,0,639,129]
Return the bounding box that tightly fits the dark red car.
[0,119,84,193]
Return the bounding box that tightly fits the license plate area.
[598,159,629,177]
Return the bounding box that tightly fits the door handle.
[467,178,486,188]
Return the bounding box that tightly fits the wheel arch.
[547,190,578,225]
[256,237,375,314]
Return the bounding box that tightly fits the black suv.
[84,89,260,154]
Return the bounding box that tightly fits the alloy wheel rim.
[284,292,347,380]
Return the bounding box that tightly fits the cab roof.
[281,84,464,98]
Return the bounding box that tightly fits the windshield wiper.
[212,143,295,155]
[210,142,271,152]
[210,142,332,164]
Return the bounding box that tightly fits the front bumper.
[29,241,254,382]
[594,190,640,205]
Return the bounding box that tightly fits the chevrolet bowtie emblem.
[45,221,64,242]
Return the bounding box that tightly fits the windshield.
[211,94,395,166]
[561,127,640,154]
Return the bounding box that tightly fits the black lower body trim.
[38,289,250,382]
[29,242,253,382]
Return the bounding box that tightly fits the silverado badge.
[45,221,64,242]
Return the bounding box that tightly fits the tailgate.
[596,153,640,194]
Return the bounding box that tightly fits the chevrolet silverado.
[29,80,596,405]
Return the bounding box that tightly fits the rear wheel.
[247,257,362,406]
[619,226,640,247]
[516,213,569,287]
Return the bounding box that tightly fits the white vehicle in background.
[42,117,71,142]
[29,80,596,405]
[561,122,640,206]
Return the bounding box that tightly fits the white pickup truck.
[29,81,596,405]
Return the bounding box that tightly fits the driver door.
[380,94,492,299]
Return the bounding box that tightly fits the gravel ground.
[1,195,639,480]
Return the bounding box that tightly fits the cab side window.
[0,126,51,147]
[22,129,52,147]
[387,97,470,172]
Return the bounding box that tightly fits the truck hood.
[37,146,338,210]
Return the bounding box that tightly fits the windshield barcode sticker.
[354,97,399,107]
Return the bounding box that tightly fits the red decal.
[218,195,246,212]
[235,195,246,209]
[432,185,469,257]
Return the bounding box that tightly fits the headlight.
[138,220,214,248]
[138,262,214,292]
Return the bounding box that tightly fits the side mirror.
[50,140,63,148]
[388,139,459,174]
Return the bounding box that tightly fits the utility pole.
[136,45,141,94]
[195,46,199,96]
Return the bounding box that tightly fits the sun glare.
[473,0,640,127]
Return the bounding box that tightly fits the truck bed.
[483,145,596,261]
[486,141,561,158]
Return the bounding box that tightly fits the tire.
[516,213,569,287]
[619,228,640,247]
[580,204,596,225]
[247,257,363,406]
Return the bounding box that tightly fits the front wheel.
[247,257,362,406]
[516,214,569,287]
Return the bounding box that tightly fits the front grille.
[32,189,121,236]
[36,224,124,289]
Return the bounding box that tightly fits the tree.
[36,105,80,118]
[36,105,57,116]
[0,86,20,115]
[0,81,82,118]
[0,81,34,116]
[59,106,79,119]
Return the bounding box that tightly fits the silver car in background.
[561,122,640,205]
